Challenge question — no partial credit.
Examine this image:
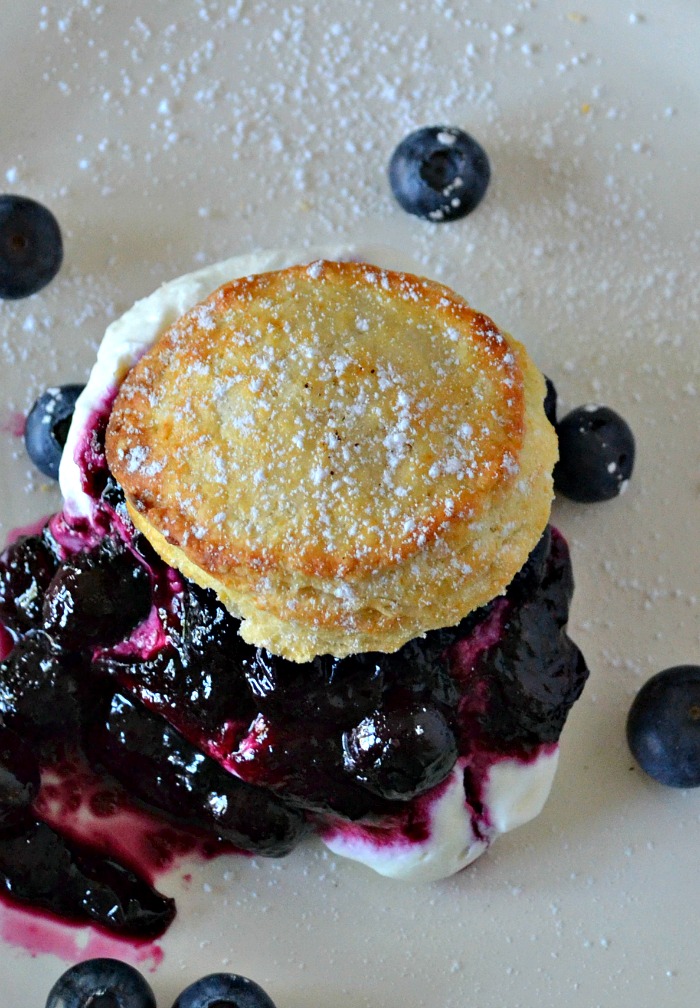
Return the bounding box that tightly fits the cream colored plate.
[1,2,698,1005]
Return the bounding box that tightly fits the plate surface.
[1,2,698,1006]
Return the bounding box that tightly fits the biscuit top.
[107,260,524,580]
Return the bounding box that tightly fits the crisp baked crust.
[106,260,557,661]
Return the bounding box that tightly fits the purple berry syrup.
[0,397,588,955]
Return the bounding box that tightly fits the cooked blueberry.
[0,819,174,936]
[388,126,490,222]
[0,725,41,834]
[0,529,59,633]
[0,632,83,748]
[43,540,151,650]
[506,526,552,604]
[543,375,558,426]
[172,972,276,1008]
[88,692,308,856]
[383,641,461,711]
[234,711,383,819]
[342,704,458,801]
[537,525,575,628]
[45,958,156,1008]
[95,579,254,737]
[626,665,700,788]
[183,581,249,667]
[95,645,254,741]
[458,528,588,746]
[554,404,635,503]
[480,606,588,744]
[25,384,85,480]
[100,473,126,508]
[99,473,132,527]
[0,194,63,299]
[242,648,385,724]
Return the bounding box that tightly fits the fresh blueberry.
[45,958,156,1008]
[388,125,490,222]
[0,194,63,299]
[25,383,85,480]
[554,404,635,503]
[543,375,557,426]
[626,665,700,788]
[342,704,458,800]
[172,972,277,1008]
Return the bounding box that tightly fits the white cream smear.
[59,244,560,883]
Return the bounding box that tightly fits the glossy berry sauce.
[0,399,588,945]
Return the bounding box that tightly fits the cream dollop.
[322,750,558,883]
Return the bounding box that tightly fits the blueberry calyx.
[0,194,63,299]
[25,383,85,480]
[554,403,635,503]
[45,958,156,1008]
[626,665,700,788]
[388,125,490,222]
[172,972,277,1008]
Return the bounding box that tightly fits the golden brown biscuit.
[106,260,557,661]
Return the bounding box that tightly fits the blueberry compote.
[0,407,587,939]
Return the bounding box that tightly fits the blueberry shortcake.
[100,256,586,879]
[106,260,557,661]
[0,250,587,936]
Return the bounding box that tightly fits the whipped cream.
[59,244,561,882]
[323,750,559,883]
